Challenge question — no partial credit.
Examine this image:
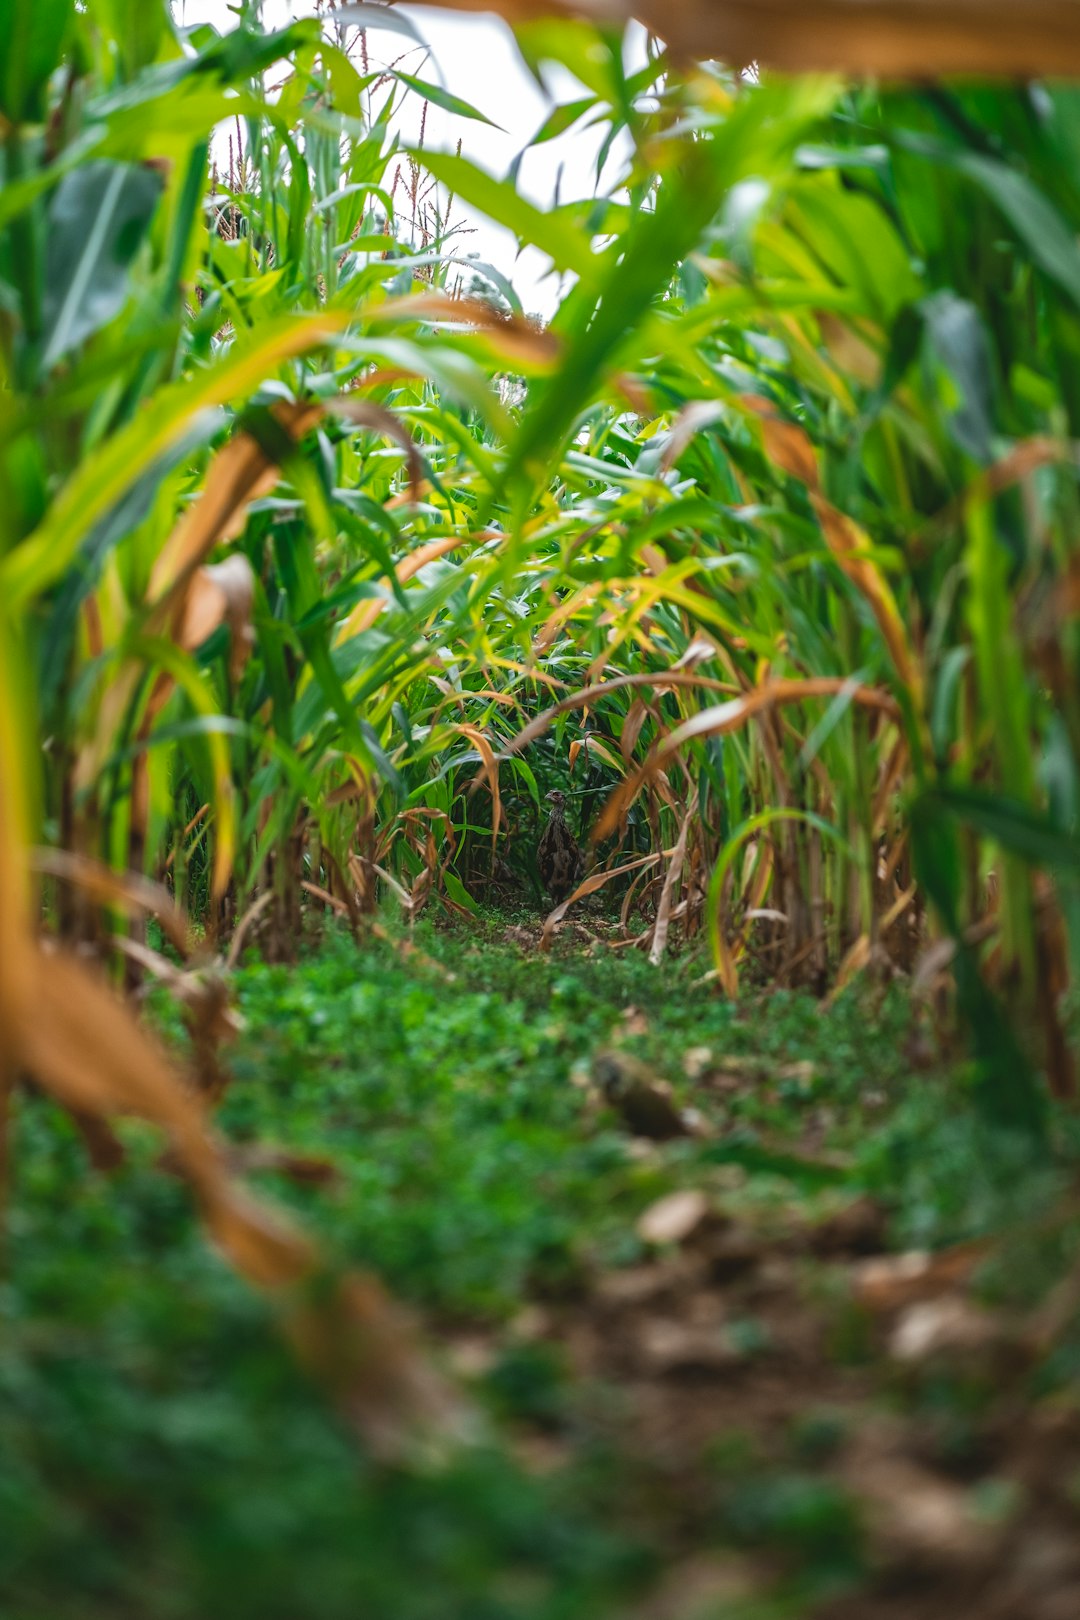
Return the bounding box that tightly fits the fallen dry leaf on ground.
[637,1188,712,1246]
[854,1241,991,1311]
[843,1423,1000,1570]
[889,1294,1005,1362]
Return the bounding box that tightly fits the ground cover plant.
[2,0,1080,1612]
[5,920,1080,1618]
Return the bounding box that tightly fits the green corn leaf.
[392,71,504,131]
[417,150,596,278]
[922,788,1080,871]
[42,162,165,369]
[0,0,74,122]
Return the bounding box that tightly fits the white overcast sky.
[174,2,641,313]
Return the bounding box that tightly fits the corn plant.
[3,0,1080,1257]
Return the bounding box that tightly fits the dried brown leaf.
[740,396,921,698]
[180,554,256,683]
[30,847,192,957]
[648,790,695,966]
[422,0,1080,78]
[889,1295,1004,1362]
[819,932,872,1011]
[818,311,883,387]
[326,395,427,505]
[373,291,560,366]
[228,1143,342,1186]
[853,1240,991,1311]
[844,1431,998,1569]
[592,678,899,843]
[540,851,662,946]
[637,1188,712,1245]
[150,401,323,604]
[660,400,727,474]
[506,669,740,758]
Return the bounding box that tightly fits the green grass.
[3,919,1078,1620]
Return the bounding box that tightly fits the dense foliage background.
[3,1,1080,1613]
[4,1,1080,1086]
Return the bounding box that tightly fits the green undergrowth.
[2,917,1079,1620]
[209,918,916,1315]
